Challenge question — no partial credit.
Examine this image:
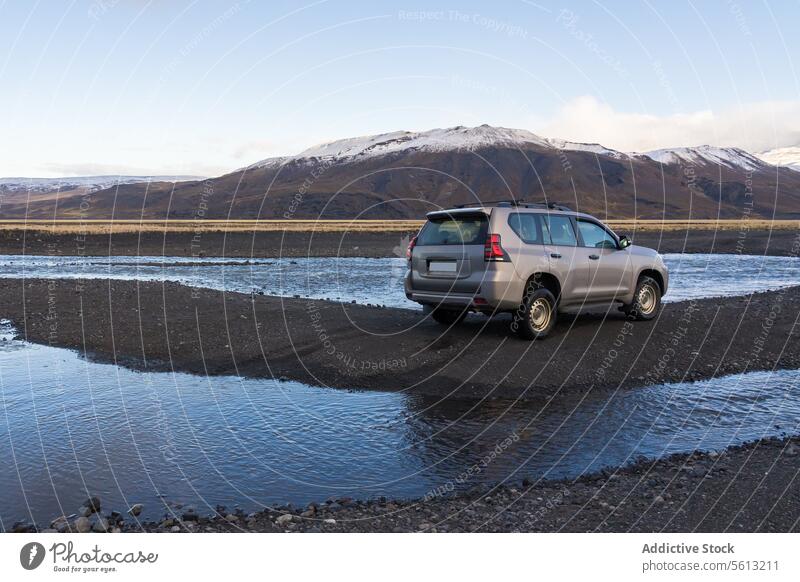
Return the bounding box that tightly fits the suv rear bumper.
[404,270,523,311]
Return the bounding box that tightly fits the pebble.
[73,517,91,533]
[275,514,293,526]
[128,504,144,517]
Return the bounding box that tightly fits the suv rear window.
[417,214,488,246]
[508,213,545,244]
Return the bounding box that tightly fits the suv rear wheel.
[625,276,662,320]
[513,285,557,340]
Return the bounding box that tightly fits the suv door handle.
[550,253,562,259]
[589,254,600,260]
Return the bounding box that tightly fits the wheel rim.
[529,298,551,332]
[638,283,657,315]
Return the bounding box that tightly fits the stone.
[50,515,70,528]
[73,517,91,533]
[224,514,239,523]
[92,518,110,533]
[181,509,199,522]
[275,514,293,526]
[83,496,102,513]
[128,504,144,517]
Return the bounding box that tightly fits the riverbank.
[1,278,798,400]
[15,436,800,533]
[1,227,798,257]
[161,435,800,533]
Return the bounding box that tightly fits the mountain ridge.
[3,125,799,220]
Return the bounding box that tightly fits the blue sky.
[1,0,798,176]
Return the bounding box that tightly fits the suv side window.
[507,213,544,244]
[543,214,578,246]
[577,219,617,249]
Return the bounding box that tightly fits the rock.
[128,504,144,517]
[78,506,93,517]
[41,528,58,533]
[300,509,316,518]
[170,526,181,532]
[785,444,799,457]
[224,514,239,523]
[160,518,175,528]
[690,465,708,478]
[654,496,665,504]
[275,514,293,526]
[11,521,34,533]
[73,517,92,533]
[181,509,199,522]
[83,496,102,513]
[92,517,110,533]
[50,515,70,528]
[323,518,336,525]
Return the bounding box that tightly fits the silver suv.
[404,202,669,339]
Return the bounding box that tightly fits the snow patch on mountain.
[638,146,766,171]
[756,146,800,171]
[0,175,203,193]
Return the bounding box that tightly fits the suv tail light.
[484,233,507,261]
[406,235,417,260]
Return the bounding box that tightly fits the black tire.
[512,286,557,340]
[428,306,468,326]
[625,276,662,320]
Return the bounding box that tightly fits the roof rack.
[451,199,572,212]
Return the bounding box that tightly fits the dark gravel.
[1,278,799,400]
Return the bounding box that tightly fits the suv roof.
[452,200,572,211]
[426,201,598,221]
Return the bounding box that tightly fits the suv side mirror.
[618,235,631,249]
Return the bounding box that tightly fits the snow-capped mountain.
[636,146,767,172]
[756,146,800,171]
[0,175,202,193]
[249,125,627,169]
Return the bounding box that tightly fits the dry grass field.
[0,218,797,235]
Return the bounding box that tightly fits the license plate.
[429,261,457,273]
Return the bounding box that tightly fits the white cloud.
[537,96,800,153]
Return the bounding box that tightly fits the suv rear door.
[541,213,589,304]
[410,210,489,294]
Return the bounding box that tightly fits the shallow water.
[1,320,798,527]
[0,253,798,308]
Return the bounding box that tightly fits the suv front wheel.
[513,286,557,340]
[625,276,662,320]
